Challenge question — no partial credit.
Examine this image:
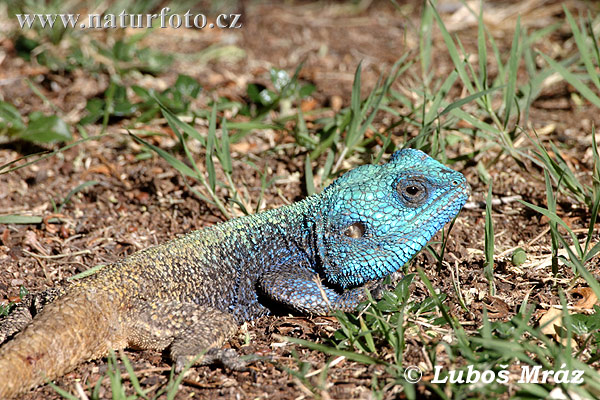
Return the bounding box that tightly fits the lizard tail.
[0,289,125,398]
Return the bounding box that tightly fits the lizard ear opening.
[342,222,366,238]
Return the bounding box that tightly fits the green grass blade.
[305,154,315,196]
[477,2,488,91]
[424,70,458,125]
[347,61,363,149]
[218,118,233,175]
[47,382,79,400]
[489,33,505,88]
[0,215,44,224]
[206,104,217,193]
[587,12,600,67]
[519,199,583,259]
[58,180,99,212]
[586,127,600,253]
[283,335,383,365]
[439,85,504,117]
[129,133,197,178]
[484,182,496,295]
[544,169,560,275]
[450,108,503,136]
[540,52,600,107]
[419,0,433,81]
[321,148,335,183]
[558,234,600,301]
[584,241,600,264]
[0,135,101,175]
[430,4,475,95]
[564,6,600,89]
[503,17,521,127]
[119,350,149,400]
[68,263,107,280]
[159,102,206,147]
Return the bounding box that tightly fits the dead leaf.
[571,287,599,310]
[539,307,563,336]
[85,164,112,177]
[300,98,318,112]
[230,141,256,153]
[485,296,510,319]
[330,95,343,112]
[24,230,49,256]
[1,228,9,246]
[539,307,577,348]
[133,190,150,204]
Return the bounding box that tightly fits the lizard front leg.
[258,265,391,315]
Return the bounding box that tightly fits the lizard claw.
[206,348,249,371]
[367,276,400,300]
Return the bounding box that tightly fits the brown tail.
[0,289,126,398]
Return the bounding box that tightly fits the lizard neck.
[217,193,323,259]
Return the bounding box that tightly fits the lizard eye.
[398,179,428,207]
[343,222,365,238]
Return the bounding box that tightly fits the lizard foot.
[175,348,249,372]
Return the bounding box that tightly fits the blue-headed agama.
[0,149,470,397]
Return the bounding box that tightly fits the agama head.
[316,148,470,288]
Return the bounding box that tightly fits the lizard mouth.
[433,180,470,221]
[391,178,470,260]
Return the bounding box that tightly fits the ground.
[1,0,599,399]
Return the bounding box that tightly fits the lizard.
[0,148,470,398]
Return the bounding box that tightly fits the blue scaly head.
[315,149,470,288]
